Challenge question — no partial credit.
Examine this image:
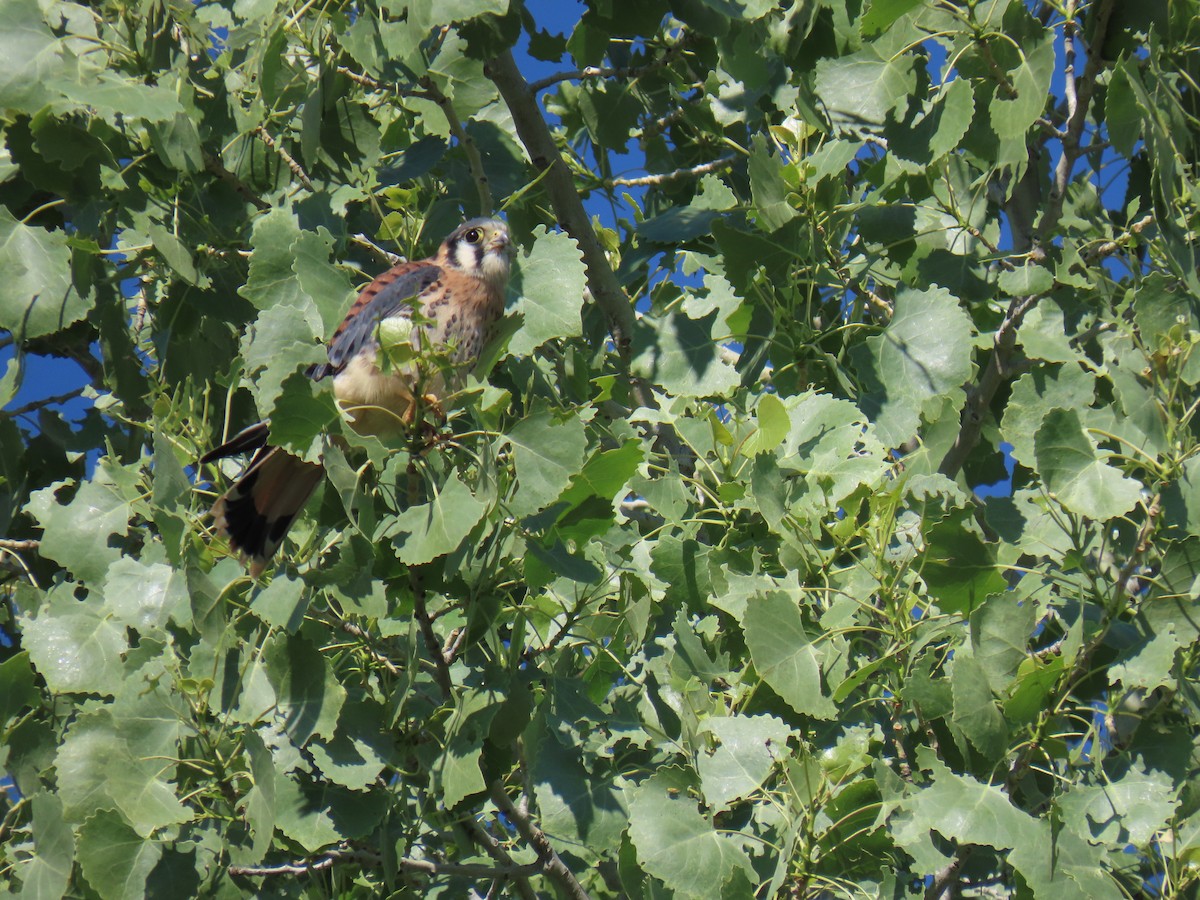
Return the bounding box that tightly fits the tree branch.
[1036,0,1117,243]
[0,539,39,551]
[227,845,540,880]
[255,126,314,192]
[485,49,634,358]
[203,151,271,212]
[461,819,539,900]
[925,848,971,900]
[938,294,1039,479]
[421,78,493,215]
[604,154,735,188]
[488,780,592,900]
[5,389,86,418]
[527,37,693,93]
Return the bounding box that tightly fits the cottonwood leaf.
[22,606,126,697]
[1059,763,1177,846]
[506,406,588,517]
[696,715,791,812]
[744,591,836,719]
[390,473,490,564]
[633,310,739,398]
[850,286,974,446]
[15,793,75,899]
[1034,408,1141,521]
[264,633,346,746]
[0,207,93,340]
[507,226,586,356]
[77,809,163,900]
[627,774,755,899]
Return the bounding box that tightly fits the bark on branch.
[485,50,635,359]
[488,780,592,900]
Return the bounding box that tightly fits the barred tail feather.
[210,447,323,577]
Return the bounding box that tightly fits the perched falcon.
[202,218,512,576]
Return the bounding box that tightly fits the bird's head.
[440,218,512,290]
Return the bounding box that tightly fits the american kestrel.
[202,218,512,576]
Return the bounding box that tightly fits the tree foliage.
[2,0,1200,897]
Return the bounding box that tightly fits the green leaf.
[390,473,490,564]
[13,792,75,899]
[998,264,1053,297]
[0,0,75,112]
[0,207,93,340]
[627,773,756,899]
[633,310,740,398]
[1058,762,1177,846]
[970,595,1037,692]
[989,37,1054,141]
[748,134,797,231]
[146,224,198,285]
[27,479,131,584]
[104,558,192,635]
[696,715,791,812]
[744,590,836,719]
[1108,625,1183,692]
[813,48,917,131]
[252,573,309,633]
[266,372,339,454]
[60,75,183,123]
[861,0,924,35]
[0,652,38,725]
[1034,408,1141,521]
[531,733,629,859]
[506,405,588,517]
[740,392,789,457]
[1106,61,1142,157]
[264,633,347,745]
[273,772,387,851]
[77,809,163,900]
[949,653,1008,757]
[921,517,1008,616]
[293,229,359,337]
[241,305,325,416]
[891,750,1037,857]
[308,700,397,790]
[850,286,974,446]
[55,710,190,836]
[22,604,126,697]
[888,78,975,171]
[507,226,587,356]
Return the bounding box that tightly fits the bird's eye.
[464,228,482,244]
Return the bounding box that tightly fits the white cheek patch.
[454,241,480,271]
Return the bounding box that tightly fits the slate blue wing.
[307,262,443,380]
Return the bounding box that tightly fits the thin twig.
[350,233,405,266]
[1083,213,1154,263]
[228,845,540,879]
[528,37,693,93]
[1036,0,1117,242]
[925,849,970,900]
[334,617,401,676]
[938,294,1039,478]
[255,126,314,192]
[461,819,539,900]
[488,780,592,900]
[604,154,735,188]
[442,626,467,665]
[203,151,271,211]
[0,539,39,551]
[421,79,493,214]
[5,390,86,418]
[486,50,634,357]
